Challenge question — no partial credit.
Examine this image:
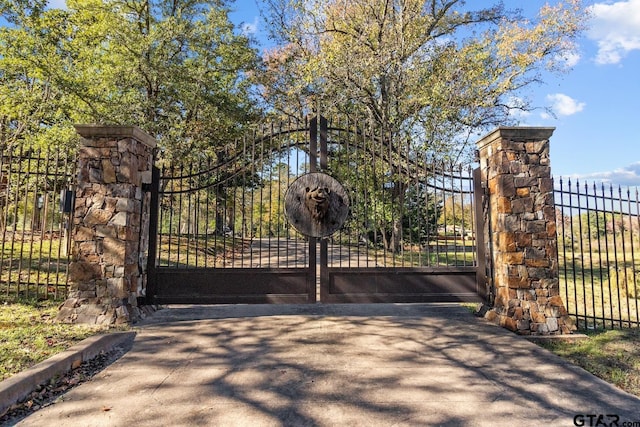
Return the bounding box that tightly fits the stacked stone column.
[57,126,156,325]
[477,127,575,335]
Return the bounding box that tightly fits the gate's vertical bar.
[8,145,23,296]
[285,119,292,266]
[625,186,638,327]
[584,182,597,327]
[18,149,33,295]
[185,163,193,268]
[320,115,328,170]
[258,125,265,267]
[249,127,257,266]
[618,186,631,326]
[473,167,487,301]
[44,149,57,298]
[177,165,185,267]
[33,148,45,298]
[450,162,458,265]
[609,184,622,328]
[276,122,283,267]
[308,116,318,302]
[319,115,329,302]
[294,117,302,266]
[240,135,246,267]
[574,180,587,328]
[204,158,211,268]
[146,166,160,304]
[376,120,384,267]
[592,182,607,328]
[25,150,38,298]
[461,166,471,266]
[435,161,444,265]
[633,189,640,327]
[567,179,580,328]
[0,146,10,298]
[194,160,201,267]
[63,148,76,297]
[267,123,273,266]
[159,166,168,267]
[334,118,343,266]
[557,179,570,325]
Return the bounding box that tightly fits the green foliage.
[0,0,262,158]
[259,0,586,251]
[261,0,587,152]
[0,6,78,151]
[437,194,474,234]
[402,183,442,244]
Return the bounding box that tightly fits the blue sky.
[228,0,640,187]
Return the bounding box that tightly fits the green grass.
[1,235,70,302]
[0,300,124,382]
[537,328,640,398]
[558,248,640,329]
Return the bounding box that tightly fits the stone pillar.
[476,127,575,335]
[57,125,156,325]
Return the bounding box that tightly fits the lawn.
[0,233,70,302]
[558,245,640,329]
[0,300,124,382]
[537,328,640,398]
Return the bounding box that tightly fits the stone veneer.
[476,127,575,335]
[57,126,157,325]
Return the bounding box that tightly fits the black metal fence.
[555,178,640,329]
[0,144,76,302]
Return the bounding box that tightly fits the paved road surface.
[16,304,640,426]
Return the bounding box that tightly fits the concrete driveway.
[16,304,640,426]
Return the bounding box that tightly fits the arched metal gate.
[145,116,486,304]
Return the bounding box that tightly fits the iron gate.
[146,116,485,304]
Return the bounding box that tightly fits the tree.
[259,0,587,252]
[438,193,473,236]
[0,0,262,160]
[0,1,78,151]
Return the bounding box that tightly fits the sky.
[227,0,640,187]
[38,0,640,186]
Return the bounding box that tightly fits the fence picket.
[0,144,76,301]
[555,178,640,329]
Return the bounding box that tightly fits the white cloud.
[240,16,260,36]
[561,162,640,187]
[47,0,67,9]
[587,0,640,65]
[545,93,586,117]
[559,51,581,68]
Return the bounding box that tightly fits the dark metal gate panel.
[146,115,485,304]
[315,117,483,303]
[152,268,311,304]
[322,267,480,303]
[146,119,316,304]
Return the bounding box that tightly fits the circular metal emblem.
[284,172,349,238]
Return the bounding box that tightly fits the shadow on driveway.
[17,304,640,426]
